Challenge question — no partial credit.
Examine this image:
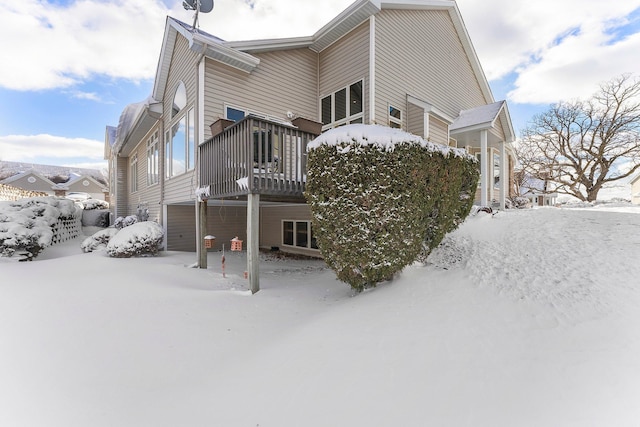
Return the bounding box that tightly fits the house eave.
[193,33,260,73]
[224,36,315,53]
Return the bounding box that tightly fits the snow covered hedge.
[0,196,78,261]
[105,221,164,258]
[306,124,478,291]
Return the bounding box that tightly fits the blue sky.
[0,0,639,172]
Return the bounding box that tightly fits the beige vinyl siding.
[491,116,507,141]
[428,115,449,146]
[203,48,318,139]
[407,102,424,137]
[166,204,247,252]
[5,175,52,193]
[116,156,128,218]
[163,34,199,205]
[260,204,320,257]
[319,21,370,122]
[375,9,489,124]
[127,129,162,222]
[205,205,247,251]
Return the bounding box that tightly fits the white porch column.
[247,193,260,294]
[480,129,488,206]
[500,142,507,210]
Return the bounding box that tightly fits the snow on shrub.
[114,215,138,230]
[0,196,78,260]
[106,221,164,258]
[81,228,119,253]
[81,199,109,210]
[306,124,478,292]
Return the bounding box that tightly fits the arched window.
[165,81,195,177]
[172,81,187,118]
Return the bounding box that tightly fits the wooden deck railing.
[200,115,320,200]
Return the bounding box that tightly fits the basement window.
[282,220,318,250]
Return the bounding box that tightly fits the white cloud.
[169,0,355,41]
[0,0,169,91]
[0,0,355,92]
[0,134,104,162]
[457,0,640,104]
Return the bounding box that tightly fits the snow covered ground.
[1,205,639,426]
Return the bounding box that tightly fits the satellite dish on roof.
[183,0,214,28]
[183,0,214,13]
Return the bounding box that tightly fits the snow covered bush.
[106,221,164,258]
[507,197,531,209]
[0,196,78,260]
[114,215,138,230]
[306,124,478,291]
[81,199,109,210]
[81,228,118,253]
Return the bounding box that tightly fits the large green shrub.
[305,124,478,291]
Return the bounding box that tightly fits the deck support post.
[197,200,208,269]
[247,193,260,293]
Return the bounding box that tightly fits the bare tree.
[517,74,640,202]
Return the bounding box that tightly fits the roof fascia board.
[379,0,455,10]
[450,122,492,134]
[152,17,179,101]
[310,0,380,52]
[192,33,260,73]
[498,101,516,142]
[224,36,314,53]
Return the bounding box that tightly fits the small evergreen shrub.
[81,228,118,253]
[114,215,138,230]
[0,197,77,261]
[306,124,478,291]
[106,221,164,258]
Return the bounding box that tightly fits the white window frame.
[165,106,195,178]
[388,104,402,129]
[282,220,319,251]
[130,154,138,193]
[224,104,248,122]
[320,79,365,130]
[146,130,159,186]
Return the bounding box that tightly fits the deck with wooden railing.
[199,115,320,201]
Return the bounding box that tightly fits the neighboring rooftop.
[0,160,107,186]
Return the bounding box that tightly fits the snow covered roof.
[450,100,516,147]
[0,161,106,186]
[450,101,505,132]
[112,96,162,157]
[0,169,55,187]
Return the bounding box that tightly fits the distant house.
[106,0,517,291]
[631,173,640,205]
[520,178,558,207]
[0,161,108,201]
[518,172,558,207]
[0,170,56,195]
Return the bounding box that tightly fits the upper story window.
[321,80,364,129]
[166,81,195,178]
[225,105,246,122]
[172,81,186,118]
[389,105,402,129]
[146,130,159,186]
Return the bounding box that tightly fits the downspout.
[369,15,376,124]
